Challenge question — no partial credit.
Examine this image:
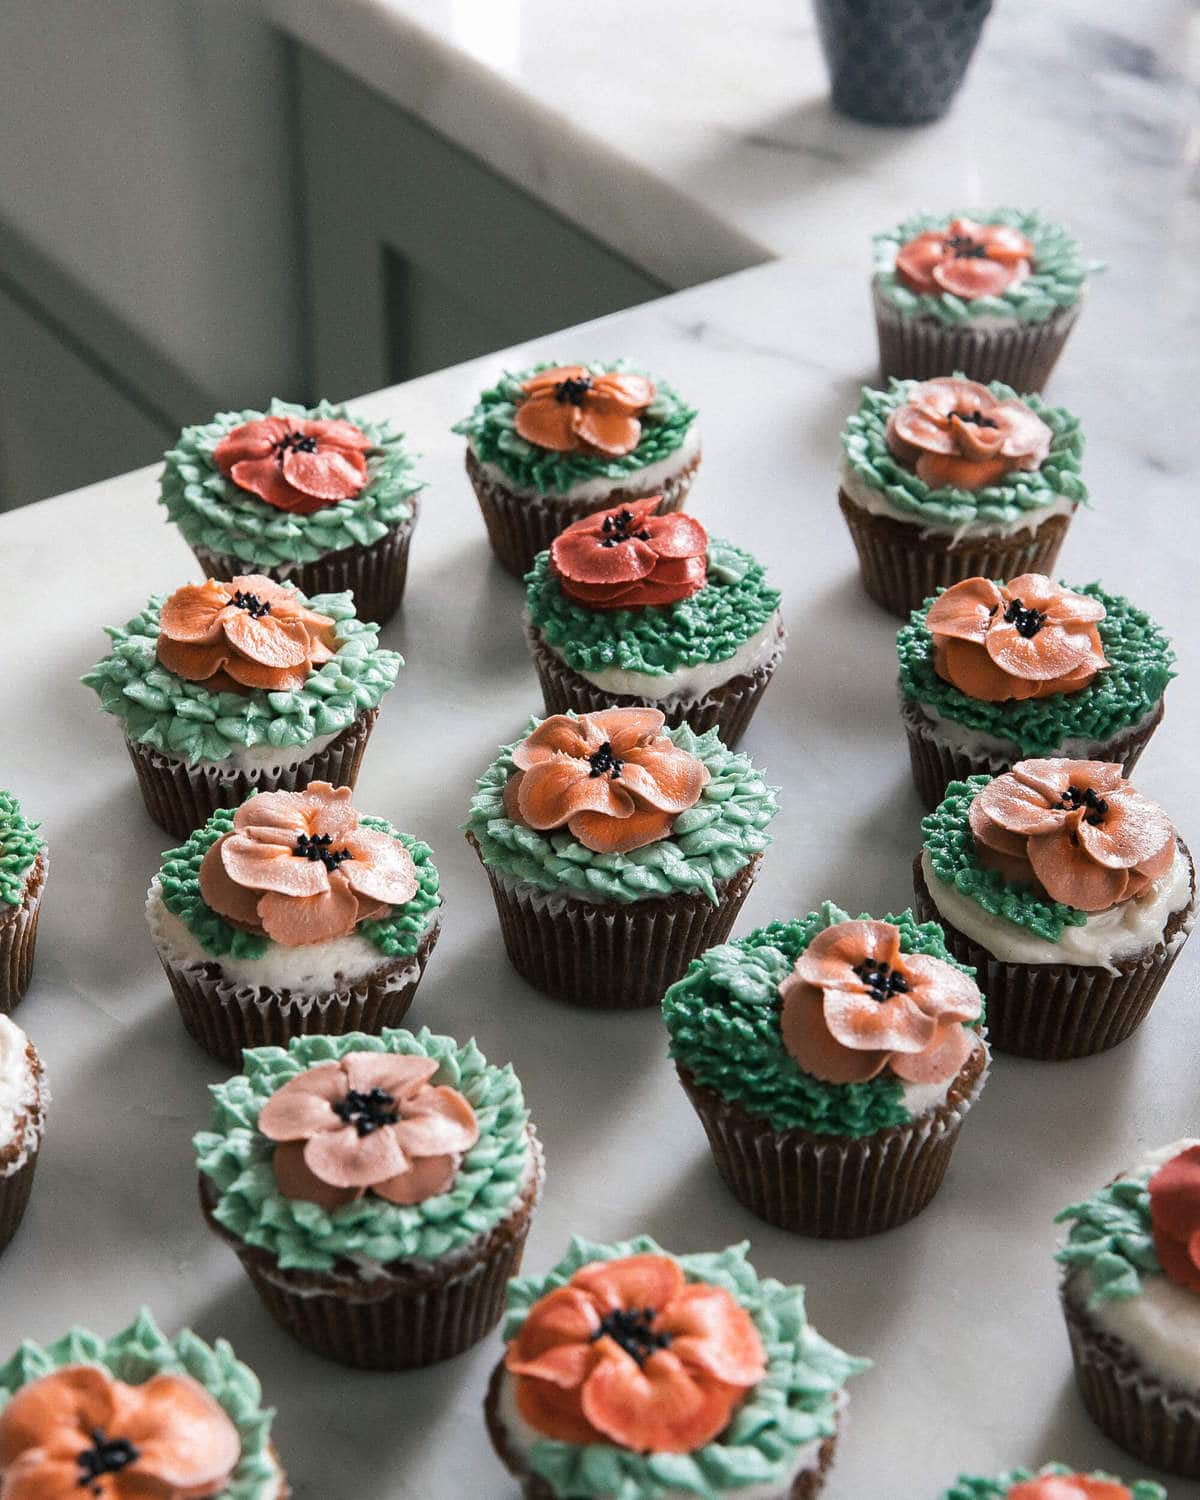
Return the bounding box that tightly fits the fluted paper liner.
[0,1038,45,1256]
[200,1129,543,1370]
[913,846,1195,1059]
[0,853,45,1016]
[465,447,700,580]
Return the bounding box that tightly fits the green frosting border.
[504,1235,869,1500]
[0,791,43,907]
[466,718,778,907]
[1055,1165,1162,1308]
[0,1308,280,1500]
[942,1463,1164,1500]
[83,587,402,766]
[452,360,697,495]
[663,900,981,1139]
[898,582,1175,758]
[159,399,424,566]
[195,1027,532,1271]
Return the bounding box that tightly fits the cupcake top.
[83,577,402,766]
[498,1234,867,1500]
[453,361,697,497]
[0,1016,46,1174]
[0,793,43,908]
[663,900,985,1138]
[466,709,778,906]
[195,1027,534,1270]
[526,498,782,679]
[898,578,1175,757]
[159,399,424,568]
[942,1464,1164,1500]
[874,208,1093,326]
[0,1308,283,1499]
[841,376,1086,529]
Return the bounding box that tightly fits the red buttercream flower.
[505,1253,766,1454]
[1007,1476,1132,1500]
[1148,1144,1200,1294]
[214,415,370,515]
[895,216,1034,300]
[514,366,656,456]
[550,496,708,609]
[885,378,1052,491]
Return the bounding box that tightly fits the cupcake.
[195,1026,542,1369]
[525,497,784,747]
[873,209,1095,390]
[453,361,699,578]
[466,708,778,1009]
[915,762,1195,1059]
[159,399,424,625]
[83,576,401,839]
[0,1015,47,1254]
[1057,1139,1200,1477]
[485,1234,868,1500]
[664,901,988,1237]
[147,782,441,1066]
[898,576,1175,810]
[0,792,46,1014]
[0,1307,288,1497]
[839,375,1086,618]
[941,1463,1165,1499]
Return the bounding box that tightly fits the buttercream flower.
[503,709,709,855]
[199,782,418,946]
[885,378,1052,490]
[257,1051,479,1211]
[213,414,370,514]
[550,496,708,609]
[927,575,1107,703]
[505,1253,766,1453]
[514,366,656,456]
[778,919,982,1085]
[1147,1143,1200,1294]
[157,574,337,693]
[1007,1477,1133,1500]
[0,1364,241,1500]
[895,216,1034,300]
[969,759,1176,911]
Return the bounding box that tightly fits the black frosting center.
[592,1307,672,1365]
[852,960,910,1003]
[333,1087,400,1136]
[293,831,353,870]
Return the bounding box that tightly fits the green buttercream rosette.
[1055,1165,1163,1308]
[160,399,424,567]
[466,718,778,906]
[503,1235,869,1500]
[453,360,696,495]
[0,1308,281,1500]
[195,1028,532,1271]
[663,901,980,1138]
[82,587,402,766]
[899,582,1175,758]
[0,792,44,907]
[941,1463,1164,1500]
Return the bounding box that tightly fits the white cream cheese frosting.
[0,1016,44,1170]
[152,729,341,776]
[839,456,1076,542]
[474,423,700,502]
[905,697,1162,767]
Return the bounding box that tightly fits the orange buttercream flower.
[550,496,708,610]
[0,1364,241,1500]
[514,366,656,456]
[503,709,709,855]
[778,919,982,1086]
[1007,1477,1133,1500]
[505,1253,766,1454]
[927,575,1107,703]
[895,216,1034,300]
[213,414,370,515]
[969,759,1176,912]
[1148,1144,1200,1294]
[199,782,418,946]
[157,574,337,693]
[885,377,1052,491]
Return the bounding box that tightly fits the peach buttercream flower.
[778,919,982,1086]
[1007,1477,1133,1500]
[199,782,418,946]
[257,1051,479,1211]
[927,575,1107,703]
[514,366,656,456]
[503,709,709,855]
[969,760,1175,912]
[895,217,1034,300]
[885,377,1052,491]
[213,414,370,514]
[1148,1144,1200,1295]
[550,496,708,610]
[505,1253,766,1453]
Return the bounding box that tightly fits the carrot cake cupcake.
[0,792,46,1015]
[0,1015,46,1255]
[940,1463,1164,1499]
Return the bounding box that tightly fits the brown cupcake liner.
[873,283,1082,391]
[912,844,1196,1059]
[839,488,1073,621]
[470,837,760,1009]
[1061,1274,1200,1477]
[200,1127,543,1370]
[900,693,1166,812]
[157,914,440,1069]
[0,1039,46,1255]
[126,707,378,842]
[676,1040,988,1239]
[189,502,417,626]
[466,446,701,580]
[527,624,784,749]
[0,853,46,1016]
